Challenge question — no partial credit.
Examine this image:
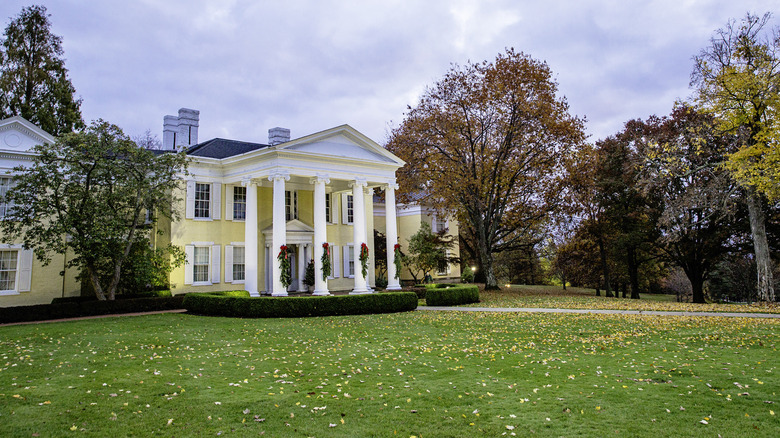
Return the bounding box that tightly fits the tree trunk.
[88,265,107,301]
[627,247,641,299]
[597,238,613,297]
[746,189,775,303]
[478,242,498,290]
[690,275,705,304]
[595,282,601,296]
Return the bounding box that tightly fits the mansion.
[0,110,460,306]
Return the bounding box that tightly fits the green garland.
[277,245,292,288]
[359,243,369,278]
[321,242,332,281]
[393,243,402,280]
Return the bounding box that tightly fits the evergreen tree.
[0,5,83,135]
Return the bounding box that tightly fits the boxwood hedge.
[183,291,418,318]
[0,296,185,324]
[424,284,480,306]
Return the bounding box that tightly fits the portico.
[180,123,405,297]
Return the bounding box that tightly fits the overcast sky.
[2,0,778,146]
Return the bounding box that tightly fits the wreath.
[359,243,369,278]
[277,245,292,288]
[321,242,332,281]
[393,243,402,280]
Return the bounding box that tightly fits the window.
[0,177,15,218]
[233,186,246,220]
[232,246,245,281]
[345,244,355,277]
[193,247,210,282]
[0,250,17,291]
[195,183,211,218]
[434,216,447,234]
[437,250,450,276]
[285,190,298,220]
[347,194,354,224]
[325,193,331,223]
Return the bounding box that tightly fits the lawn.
[470,284,780,314]
[0,311,777,437]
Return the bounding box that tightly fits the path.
[417,306,780,319]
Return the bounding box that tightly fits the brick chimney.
[268,127,290,145]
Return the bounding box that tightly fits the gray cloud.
[2,0,777,145]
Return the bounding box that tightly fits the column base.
[350,289,372,295]
[247,289,260,297]
[312,289,331,296]
[271,291,289,297]
[386,284,402,291]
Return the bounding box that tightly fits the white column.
[350,178,370,294]
[297,243,306,292]
[365,186,375,290]
[385,182,402,290]
[243,178,259,296]
[311,175,330,295]
[270,172,289,296]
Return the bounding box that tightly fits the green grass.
[469,284,780,313]
[0,311,778,437]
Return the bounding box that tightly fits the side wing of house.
[0,116,81,307]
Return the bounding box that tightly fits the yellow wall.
[0,252,81,307]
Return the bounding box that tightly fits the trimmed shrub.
[183,291,417,318]
[0,296,185,324]
[460,268,475,283]
[425,284,480,306]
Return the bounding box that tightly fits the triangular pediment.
[261,219,315,235]
[279,125,404,166]
[0,116,56,152]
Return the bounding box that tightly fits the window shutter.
[185,181,195,219]
[212,183,222,220]
[331,244,339,278]
[18,249,33,292]
[184,245,194,284]
[343,246,350,277]
[225,245,233,283]
[226,185,234,221]
[211,244,221,283]
[332,195,339,224]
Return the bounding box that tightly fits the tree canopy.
[0,5,83,135]
[692,12,778,302]
[0,121,188,300]
[387,48,585,289]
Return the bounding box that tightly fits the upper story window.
[325,193,331,223]
[233,186,246,220]
[434,216,447,234]
[194,183,211,218]
[285,190,298,221]
[0,177,15,218]
[346,194,354,224]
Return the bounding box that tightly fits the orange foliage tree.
[386,49,585,289]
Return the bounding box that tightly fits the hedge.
[51,289,173,304]
[183,291,418,318]
[424,284,480,306]
[0,296,185,324]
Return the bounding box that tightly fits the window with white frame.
[193,247,210,282]
[194,183,211,218]
[232,246,245,281]
[0,250,17,291]
[345,244,355,277]
[285,190,298,220]
[437,250,450,276]
[434,216,447,234]
[0,177,15,218]
[233,186,246,220]
[346,194,354,224]
[325,193,331,223]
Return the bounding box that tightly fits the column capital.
[309,174,331,185]
[268,171,290,182]
[349,177,368,188]
[383,180,399,191]
[241,176,256,187]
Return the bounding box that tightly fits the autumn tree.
[402,222,458,282]
[637,105,739,303]
[0,121,188,300]
[0,5,83,135]
[387,48,585,289]
[692,12,778,302]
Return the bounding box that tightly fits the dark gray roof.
[186,138,269,159]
